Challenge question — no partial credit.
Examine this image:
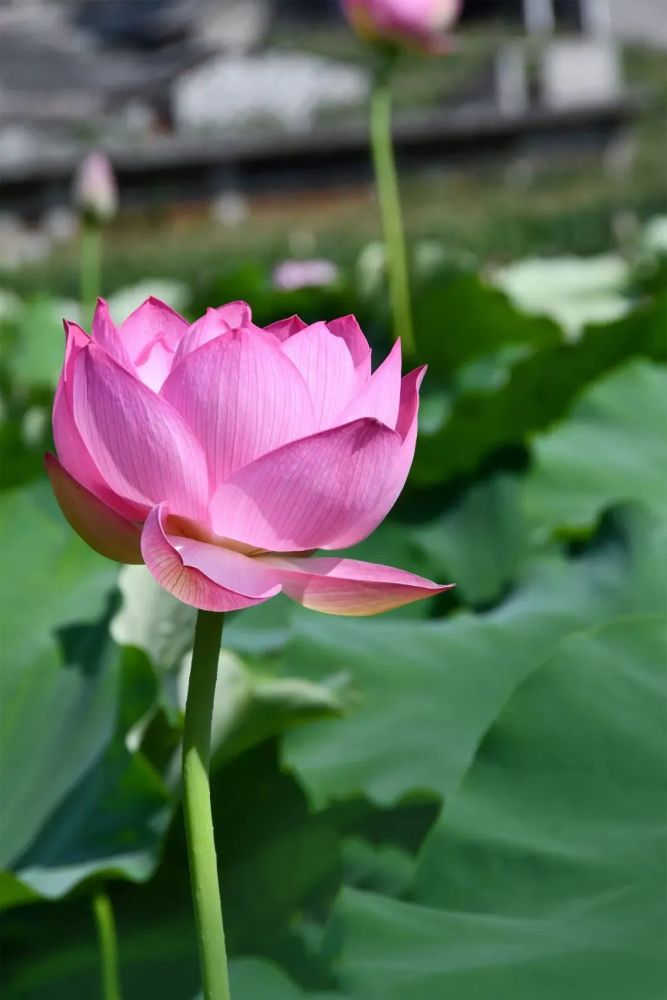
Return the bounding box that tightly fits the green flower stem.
[183,610,230,1000]
[369,55,416,354]
[80,218,102,324]
[92,890,122,1000]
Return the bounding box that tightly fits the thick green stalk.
[80,218,102,324]
[369,58,416,354]
[183,611,230,1000]
[93,890,122,1000]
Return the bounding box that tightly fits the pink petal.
[45,453,143,564]
[73,343,209,520]
[281,322,357,428]
[91,298,133,371]
[172,301,254,365]
[210,418,400,552]
[133,337,174,392]
[327,315,372,384]
[337,339,402,429]
[396,366,426,441]
[161,328,316,486]
[122,296,187,344]
[264,315,308,342]
[257,554,453,616]
[141,504,281,611]
[53,322,99,486]
[53,323,142,520]
[120,297,188,391]
[316,367,427,550]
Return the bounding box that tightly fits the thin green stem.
[183,611,230,1000]
[369,59,416,354]
[93,890,122,1000]
[80,218,102,325]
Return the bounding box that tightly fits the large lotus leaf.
[415,618,667,916]
[330,615,667,1000]
[0,484,119,867]
[9,742,171,904]
[412,290,666,485]
[0,484,173,906]
[524,358,667,538]
[282,505,662,808]
[2,644,173,907]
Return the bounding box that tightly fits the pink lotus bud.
[272,259,340,292]
[47,297,452,614]
[72,151,118,224]
[341,0,463,53]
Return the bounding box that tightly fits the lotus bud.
[341,0,463,53]
[73,150,118,225]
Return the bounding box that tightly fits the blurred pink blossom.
[47,298,451,615]
[72,150,118,223]
[272,258,340,292]
[341,0,463,53]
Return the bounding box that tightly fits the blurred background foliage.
[1,5,666,999]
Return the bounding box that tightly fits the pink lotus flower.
[47,298,452,615]
[341,0,462,53]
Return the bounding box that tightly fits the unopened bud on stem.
[341,0,463,54]
[73,150,118,225]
